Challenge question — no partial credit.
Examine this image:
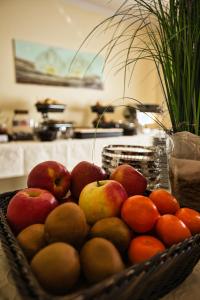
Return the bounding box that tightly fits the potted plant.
[73,0,200,209]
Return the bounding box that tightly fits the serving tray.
[0,191,200,300]
[35,103,66,114]
[73,128,123,139]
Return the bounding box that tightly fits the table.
[0,134,155,193]
[0,240,200,300]
[0,135,156,178]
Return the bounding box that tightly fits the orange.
[149,189,180,215]
[156,214,191,246]
[128,235,166,264]
[121,195,160,233]
[176,208,200,235]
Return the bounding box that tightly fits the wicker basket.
[1,191,200,300]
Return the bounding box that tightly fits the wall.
[0,0,164,129]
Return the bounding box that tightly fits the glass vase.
[167,131,200,211]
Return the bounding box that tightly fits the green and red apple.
[27,161,71,199]
[110,164,147,196]
[7,188,58,234]
[70,161,107,201]
[79,180,127,224]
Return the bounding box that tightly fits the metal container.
[102,144,163,190]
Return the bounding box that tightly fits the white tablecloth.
[0,135,155,179]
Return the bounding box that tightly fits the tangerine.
[149,189,180,215]
[156,214,191,246]
[128,235,166,264]
[176,208,200,235]
[121,195,160,233]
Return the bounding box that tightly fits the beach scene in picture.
[13,39,104,89]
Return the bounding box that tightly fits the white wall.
[0,0,163,129]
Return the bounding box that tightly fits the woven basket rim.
[1,190,200,300]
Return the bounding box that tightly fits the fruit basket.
[1,191,200,300]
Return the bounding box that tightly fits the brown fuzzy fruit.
[44,202,88,247]
[80,237,125,283]
[90,217,132,252]
[17,224,46,260]
[31,242,80,295]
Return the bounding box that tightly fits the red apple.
[79,180,127,224]
[110,164,147,196]
[7,188,58,234]
[27,161,71,199]
[70,161,107,201]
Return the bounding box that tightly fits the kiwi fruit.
[80,237,125,283]
[44,202,87,247]
[17,224,46,260]
[31,242,80,295]
[90,217,132,252]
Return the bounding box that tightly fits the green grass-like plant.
[72,0,200,135]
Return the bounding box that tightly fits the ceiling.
[85,0,125,10]
[64,0,126,15]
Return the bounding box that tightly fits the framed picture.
[13,39,104,89]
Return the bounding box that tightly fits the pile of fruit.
[6,160,200,296]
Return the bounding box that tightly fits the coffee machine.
[35,99,73,141]
[91,102,116,128]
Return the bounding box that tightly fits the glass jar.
[12,110,34,134]
[152,135,169,190]
[167,131,200,211]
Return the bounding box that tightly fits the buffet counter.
[0,135,154,192]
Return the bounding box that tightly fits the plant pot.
[168,131,200,211]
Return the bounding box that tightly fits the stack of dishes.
[102,144,162,190]
[153,137,169,189]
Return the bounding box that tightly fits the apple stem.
[97,180,102,187]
